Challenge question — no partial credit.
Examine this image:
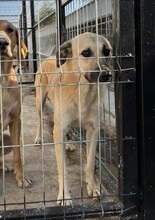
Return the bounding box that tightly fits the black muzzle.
[85,70,112,83]
[0,37,9,51]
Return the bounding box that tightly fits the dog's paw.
[33,137,42,144]
[57,191,73,206]
[86,180,100,200]
[0,161,14,172]
[16,174,32,188]
[65,141,76,151]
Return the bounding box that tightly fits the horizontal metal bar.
[62,0,73,7]
[19,81,34,85]
[0,202,121,220]
[0,15,19,17]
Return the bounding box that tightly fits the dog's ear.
[14,40,28,68]
[15,28,28,59]
[20,40,28,59]
[20,40,28,67]
[56,40,72,67]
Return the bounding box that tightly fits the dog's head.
[57,32,112,83]
[0,20,27,60]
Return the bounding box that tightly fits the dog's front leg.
[34,87,47,144]
[9,119,32,187]
[85,125,100,198]
[53,125,72,206]
[34,91,42,144]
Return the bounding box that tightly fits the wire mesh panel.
[0,0,138,219]
[62,0,118,200]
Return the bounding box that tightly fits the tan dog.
[34,58,76,151]
[34,57,54,144]
[35,32,112,205]
[0,20,32,187]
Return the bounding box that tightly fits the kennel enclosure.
[0,0,154,219]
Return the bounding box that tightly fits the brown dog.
[35,32,112,205]
[0,20,32,187]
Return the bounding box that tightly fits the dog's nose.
[99,71,112,82]
[0,37,9,50]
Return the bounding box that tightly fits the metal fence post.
[30,0,37,75]
[115,0,138,217]
[135,0,155,219]
[22,0,28,47]
[22,0,29,69]
[56,0,66,67]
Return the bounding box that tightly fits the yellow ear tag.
[21,48,25,58]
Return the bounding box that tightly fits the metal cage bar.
[115,0,138,217]
[30,0,37,75]
[135,0,155,219]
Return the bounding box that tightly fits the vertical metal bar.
[36,0,46,213]
[56,0,62,67]
[134,0,144,218]
[22,0,29,71]
[56,0,65,47]
[22,0,28,47]
[61,4,66,43]
[19,14,23,38]
[56,0,68,211]
[114,0,138,217]
[135,0,155,219]
[30,0,37,75]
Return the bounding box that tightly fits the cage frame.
[0,0,155,219]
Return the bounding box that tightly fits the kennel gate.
[0,0,154,219]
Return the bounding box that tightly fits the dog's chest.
[73,85,104,125]
[81,97,98,124]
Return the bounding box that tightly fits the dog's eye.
[7,27,14,33]
[81,49,91,57]
[103,45,110,56]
